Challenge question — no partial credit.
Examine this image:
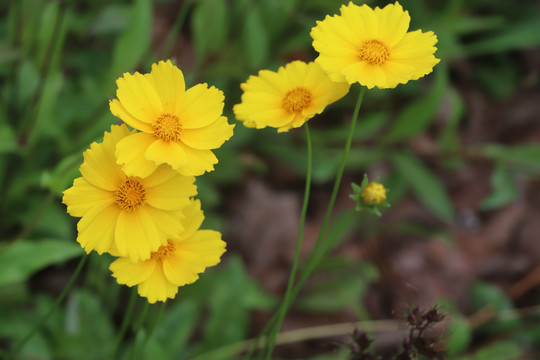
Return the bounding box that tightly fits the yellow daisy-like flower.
[311,2,440,89]
[233,61,349,132]
[109,60,235,177]
[110,199,226,303]
[361,181,387,206]
[62,124,197,262]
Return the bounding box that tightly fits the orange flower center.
[153,113,182,142]
[115,177,146,211]
[359,39,390,65]
[282,87,312,113]
[151,239,176,261]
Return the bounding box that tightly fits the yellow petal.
[141,164,180,188]
[145,174,196,211]
[143,207,185,241]
[174,143,218,176]
[115,72,162,125]
[138,265,178,303]
[63,177,114,217]
[116,131,159,178]
[114,209,164,262]
[376,2,410,47]
[178,199,204,240]
[109,99,154,133]
[391,29,440,80]
[80,130,126,191]
[145,139,188,169]
[177,84,225,129]
[110,257,156,286]
[77,203,120,255]
[180,116,234,150]
[162,253,201,287]
[144,60,185,114]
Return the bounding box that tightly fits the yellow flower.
[109,199,226,303]
[233,61,349,132]
[62,124,197,262]
[361,181,387,205]
[311,2,440,89]
[109,60,235,177]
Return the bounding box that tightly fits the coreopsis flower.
[350,175,389,216]
[233,61,349,132]
[361,181,387,206]
[109,60,235,177]
[110,199,226,303]
[62,124,197,262]
[311,2,440,89]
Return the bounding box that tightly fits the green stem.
[263,124,313,359]
[261,86,366,357]
[127,301,150,360]
[10,255,87,357]
[310,86,365,258]
[113,287,138,358]
[139,302,167,353]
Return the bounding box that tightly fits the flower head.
[311,2,440,89]
[62,124,197,262]
[361,181,387,205]
[109,199,226,303]
[350,175,389,216]
[109,60,235,177]
[233,61,349,132]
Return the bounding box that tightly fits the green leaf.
[482,143,540,170]
[151,300,198,359]
[192,0,228,62]
[438,88,464,154]
[457,341,523,360]
[36,1,60,70]
[446,315,472,357]
[41,152,83,195]
[466,18,540,56]
[383,63,447,142]
[16,59,40,109]
[110,0,152,79]
[0,122,18,154]
[392,152,454,222]
[297,262,378,312]
[471,282,513,313]
[242,6,270,69]
[29,70,64,144]
[480,164,518,210]
[0,239,83,287]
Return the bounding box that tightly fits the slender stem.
[310,86,365,258]
[139,302,167,353]
[262,86,366,357]
[10,255,87,357]
[244,315,276,360]
[245,211,355,360]
[113,287,138,358]
[127,301,150,360]
[158,0,194,60]
[263,124,313,359]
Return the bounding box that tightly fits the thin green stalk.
[263,124,313,359]
[243,314,276,360]
[309,86,366,261]
[113,288,138,358]
[262,86,366,357]
[127,301,150,360]
[158,0,194,60]
[10,255,87,357]
[139,302,167,353]
[246,211,355,360]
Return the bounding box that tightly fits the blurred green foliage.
[1,0,540,358]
